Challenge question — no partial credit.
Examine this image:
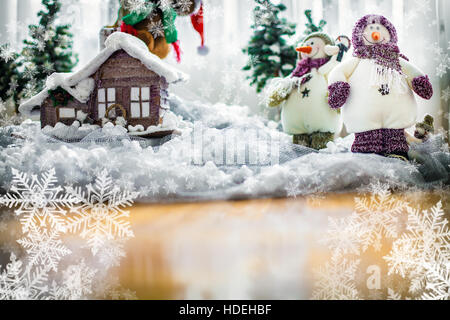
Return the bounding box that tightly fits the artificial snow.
[128,125,145,133]
[2,93,449,203]
[42,122,101,141]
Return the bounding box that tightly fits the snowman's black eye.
[376,26,380,30]
[310,41,314,45]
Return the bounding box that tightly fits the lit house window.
[59,108,76,119]
[130,87,151,118]
[98,88,116,118]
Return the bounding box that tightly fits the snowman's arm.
[318,59,339,76]
[327,57,360,109]
[328,57,360,83]
[318,43,351,76]
[400,59,433,100]
[400,59,425,82]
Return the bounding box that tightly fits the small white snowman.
[267,32,351,150]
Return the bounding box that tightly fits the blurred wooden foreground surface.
[118,192,447,299]
[0,192,447,299]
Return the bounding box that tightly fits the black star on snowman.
[301,87,310,98]
[378,84,390,96]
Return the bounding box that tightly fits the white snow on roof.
[19,74,95,117]
[19,32,188,117]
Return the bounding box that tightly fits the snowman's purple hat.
[352,14,407,71]
[352,14,398,49]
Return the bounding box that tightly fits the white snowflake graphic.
[1,169,137,300]
[17,225,71,272]
[148,20,165,39]
[436,64,448,78]
[441,86,450,103]
[158,0,172,12]
[22,82,39,99]
[43,61,55,75]
[23,65,37,79]
[177,0,193,14]
[0,253,50,300]
[285,179,300,198]
[43,29,56,42]
[322,213,366,257]
[49,260,97,300]
[36,40,46,52]
[65,169,137,255]
[353,184,409,252]
[384,201,450,300]
[185,179,195,190]
[149,181,160,195]
[8,79,19,92]
[96,240,127,268]
[206,175,220,190]
[315,182,449,300]
[251,1,276,26]
[0,44,15,62]
[124,0,148,14]
[311,254,360,300]
[1,168,79,233]
[387,288,403,300]
[321,183,408,259]
[164,178,178,194]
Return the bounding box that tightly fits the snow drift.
[1,94,449,203]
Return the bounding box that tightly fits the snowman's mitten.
[412,75,433,100]
[268,91,287,107]
[328,82,350,109]
[266,77,296,107]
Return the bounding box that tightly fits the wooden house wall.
[41,98,88,128]
[90,50,163,128]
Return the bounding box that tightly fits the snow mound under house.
[1,94,449,203]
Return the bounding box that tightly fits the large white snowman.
[328,14,433,159]
[268,32,351,150]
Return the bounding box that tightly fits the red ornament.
[172,40,182,63]
[191,3,205,48]
[120,22,138,37]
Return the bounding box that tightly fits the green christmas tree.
[22,0,78,92]
[302,10,327,39]
[243,0,297,93]
[0,45,25,104]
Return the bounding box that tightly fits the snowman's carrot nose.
[372,32,381,41]
[296,46,312,54]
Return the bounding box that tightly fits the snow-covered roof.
[19,32,188,117]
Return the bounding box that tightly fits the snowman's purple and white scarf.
[291,57,331,84]
[354,43,408,72]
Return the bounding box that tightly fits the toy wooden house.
[19,32,187,138]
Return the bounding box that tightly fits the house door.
[105,103,127,121]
